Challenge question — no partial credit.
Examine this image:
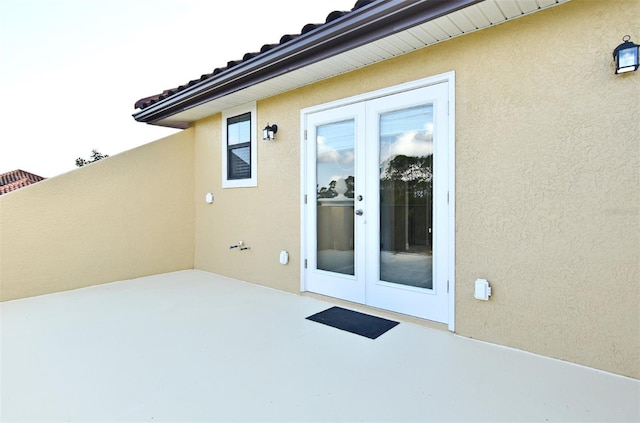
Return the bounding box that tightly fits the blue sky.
[0,0,355,177]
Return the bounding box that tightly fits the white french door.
[302,78,453,325]
[304,103,367,304]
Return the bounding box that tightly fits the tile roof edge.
[132,0,375,112]
[133,0,481,126]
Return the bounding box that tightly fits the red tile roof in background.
[0,170,46,195]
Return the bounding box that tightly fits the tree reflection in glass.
[316,119,355,275]
[379,105,434,289]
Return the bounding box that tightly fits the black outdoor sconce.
[613,35,639,74]
[263,123,278,141]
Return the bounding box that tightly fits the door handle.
[355,209,364,216]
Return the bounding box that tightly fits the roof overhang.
[133,0,569,128]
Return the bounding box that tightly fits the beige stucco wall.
[0,130,195,301]
[193,105,302,292]
[193,0,638,377]
[453,0,639,379]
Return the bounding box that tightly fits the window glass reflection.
[316,119,355,275]
[379,105,434,289]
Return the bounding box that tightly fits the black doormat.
[306,306,399,339]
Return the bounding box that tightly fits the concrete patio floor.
[1,270,638,422]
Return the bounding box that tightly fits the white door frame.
[300,72,456,331]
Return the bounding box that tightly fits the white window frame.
[222,102,257,188]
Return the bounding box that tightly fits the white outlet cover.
[474,279,490,300]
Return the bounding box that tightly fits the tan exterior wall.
[0,130,195,301]
[193,104,302,293]
[453,0,639,379]
[192,0,639,377]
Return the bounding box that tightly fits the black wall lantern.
[263,123,278,141]
[613,35,639,74]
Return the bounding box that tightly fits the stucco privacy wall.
[193,0,639,378]
[0,130,195,301]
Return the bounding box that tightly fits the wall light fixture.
[613,35,639,74]
[263,123,278,141]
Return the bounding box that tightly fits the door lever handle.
[355,209,364,216]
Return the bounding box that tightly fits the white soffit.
[165,0,569,125]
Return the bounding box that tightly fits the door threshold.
[301,291,449,332]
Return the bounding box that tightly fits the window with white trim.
[222,102,257,188]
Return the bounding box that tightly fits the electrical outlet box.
[474,278,491,300]
[279,251,289,265]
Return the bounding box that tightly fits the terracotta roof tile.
[0,169,46,195]
[134,0,376,111]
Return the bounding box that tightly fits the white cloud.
[316,137,340,163]
[317,136,354,167]
[387,129,433,159]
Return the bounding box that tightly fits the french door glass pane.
[379,105,433,289]
[316,119,355,275]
